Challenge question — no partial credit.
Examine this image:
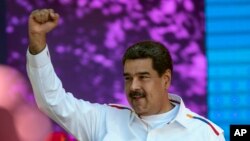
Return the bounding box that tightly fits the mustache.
[129,91,146,98]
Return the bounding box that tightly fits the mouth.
[129,91,146,100]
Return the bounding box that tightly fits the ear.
[162,69,172,89]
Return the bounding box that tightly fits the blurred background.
[0,0,249,141]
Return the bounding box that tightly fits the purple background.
[6,0,205,121]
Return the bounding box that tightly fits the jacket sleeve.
[26,46,106,141]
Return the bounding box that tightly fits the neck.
[165,100,175,112]
[153,99,175,116]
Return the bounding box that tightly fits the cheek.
[124,84,130,97]
[124,84,130,93]
[143,83,155,98]
[146,83,165,97]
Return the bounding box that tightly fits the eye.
[139,75,149,80]
[124,76,131,81]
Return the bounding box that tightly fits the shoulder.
[108,103,130,109]
[105,103,133,121]
[185,110,224,137]
[107,103,132,111]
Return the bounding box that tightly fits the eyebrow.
[123,72,150,76]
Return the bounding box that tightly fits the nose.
[130,78,141,91]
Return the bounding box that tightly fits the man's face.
[123,58,171,116]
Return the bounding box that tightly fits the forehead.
[124,58,154,74]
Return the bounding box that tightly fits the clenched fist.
[28,9,59,54]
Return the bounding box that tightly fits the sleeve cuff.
[27,45,51,68]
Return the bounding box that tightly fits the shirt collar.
[168,93,190,128]
[130,93,190,128]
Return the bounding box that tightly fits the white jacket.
[27,46,225,141]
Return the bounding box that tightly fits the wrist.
[28,32,46,55]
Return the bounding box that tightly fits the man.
[27,9,225,141]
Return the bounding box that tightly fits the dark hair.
[122,40,173,76]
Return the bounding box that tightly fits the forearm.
[26,47,82,138]
[26,45,82,120]
[26,47,106,140]
[26,46,57,110]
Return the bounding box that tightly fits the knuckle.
[49,9,54,12]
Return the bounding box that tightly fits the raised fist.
[28,9,59,54]
[29,9,59,34]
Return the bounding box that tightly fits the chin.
[135,109,148,116]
